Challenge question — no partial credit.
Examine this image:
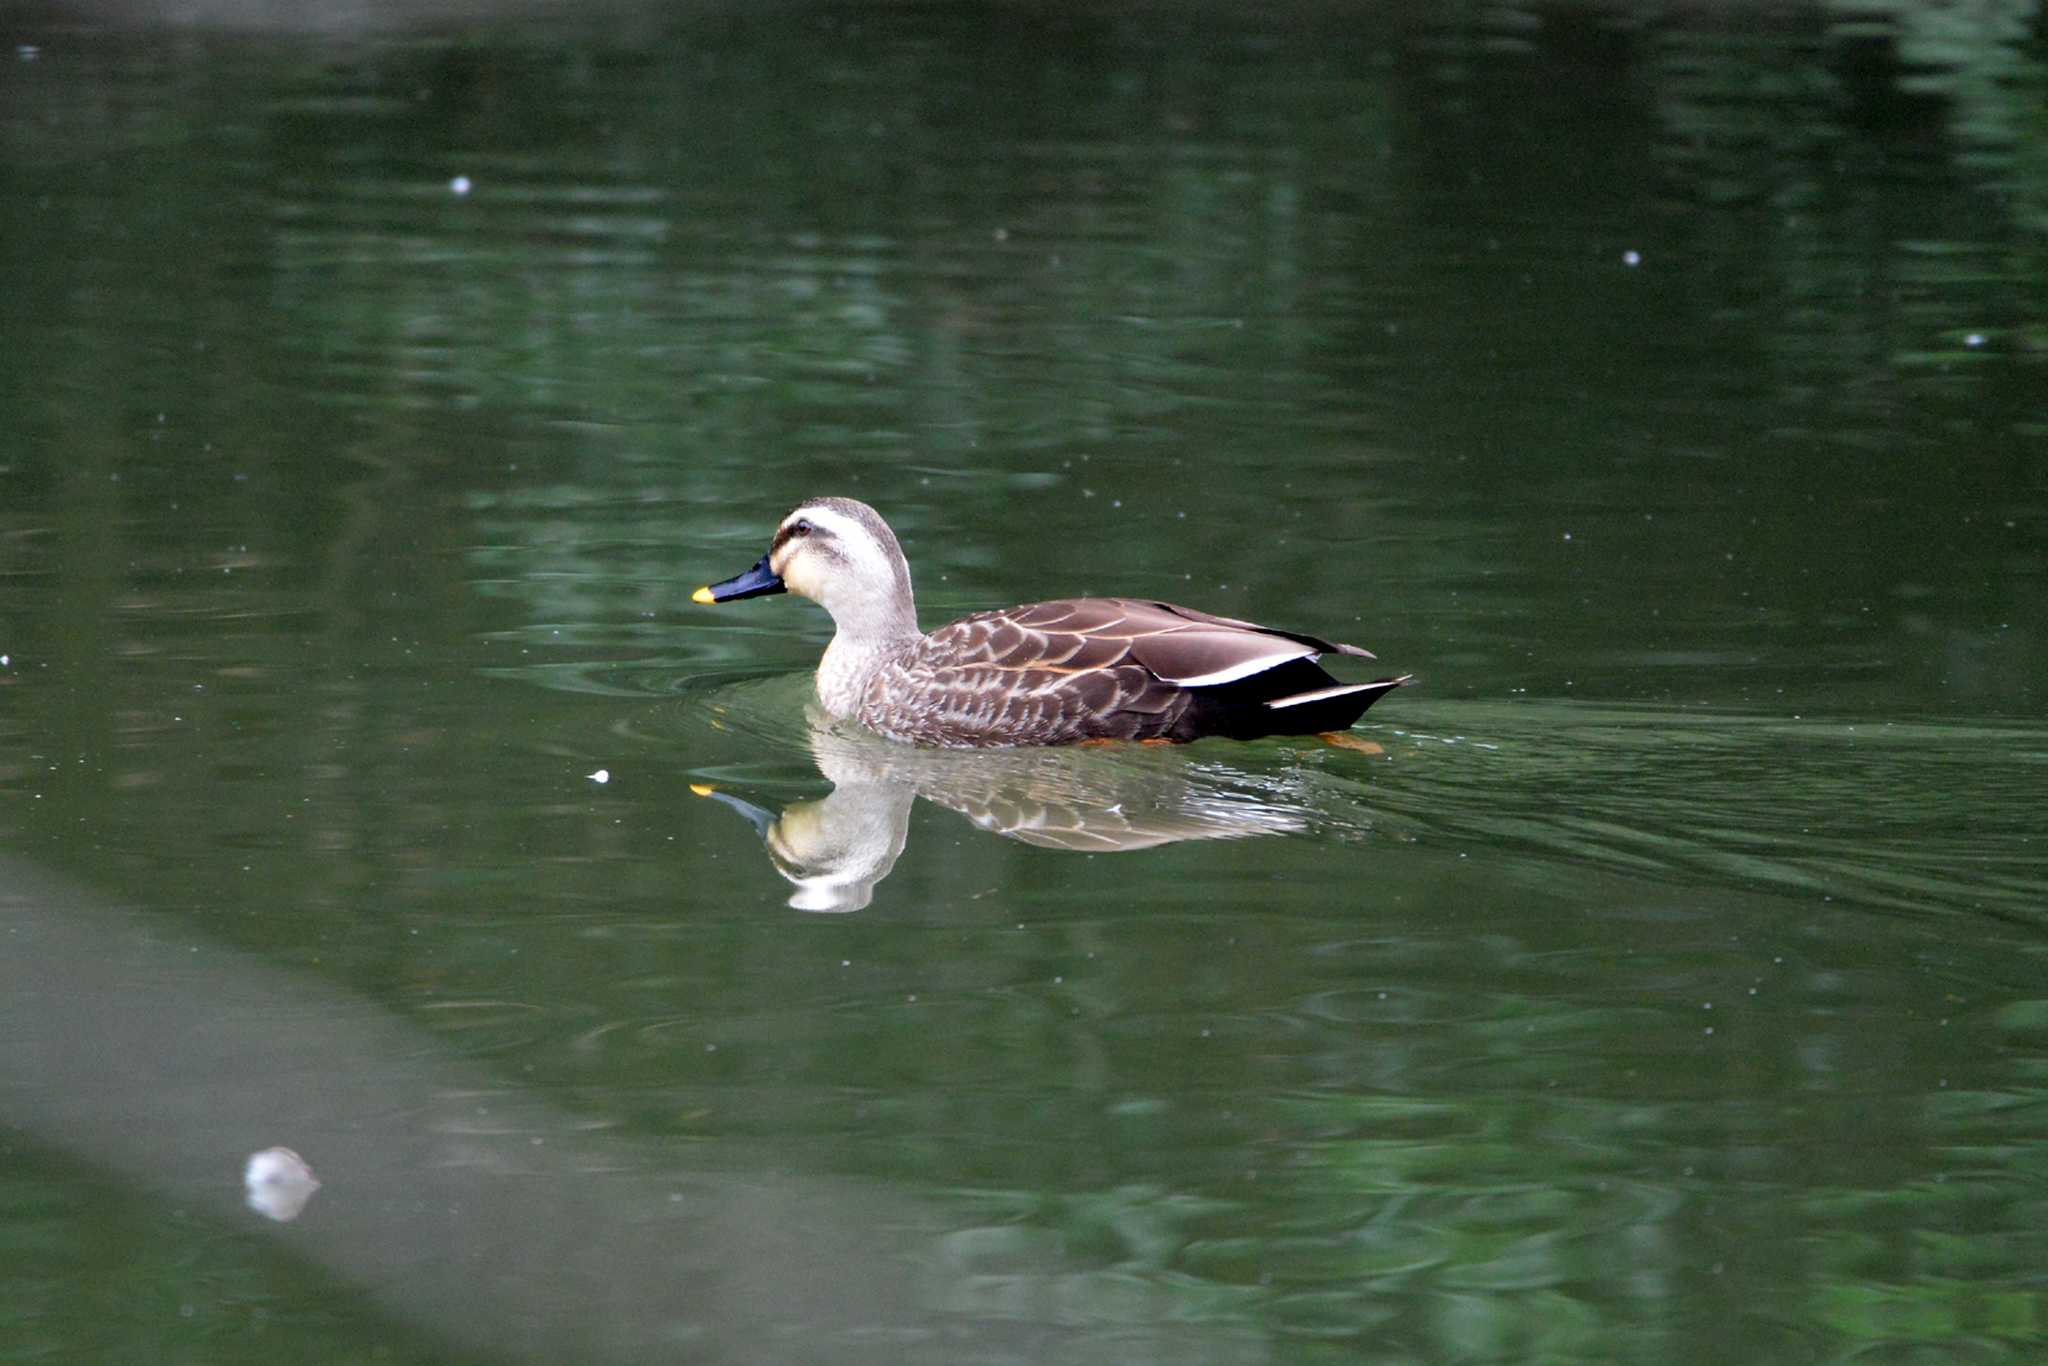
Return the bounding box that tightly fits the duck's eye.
[791,519,812,538]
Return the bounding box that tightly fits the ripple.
[483,649,2046,932]
[1352,702,2048,926]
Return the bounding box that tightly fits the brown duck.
[693,497,1408,748]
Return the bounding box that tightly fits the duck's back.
[854,597,1388,748]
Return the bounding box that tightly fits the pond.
[2,2,2045,1362]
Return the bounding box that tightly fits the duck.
[691,496,1408,748]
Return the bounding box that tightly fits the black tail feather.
[1172,660,1410,741]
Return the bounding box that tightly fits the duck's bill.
[692,554,787,604]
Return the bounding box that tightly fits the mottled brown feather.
[853,597,1393,746]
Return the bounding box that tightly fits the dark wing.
[1119,599,1376,661]
[1006,597,1369,684]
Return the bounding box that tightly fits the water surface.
[2,3,2045,1363]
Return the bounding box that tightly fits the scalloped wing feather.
[1134,599,1375,659]
[959,597,1349,685]
[854,597,1381,745]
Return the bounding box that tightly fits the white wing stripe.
[1166,643,1314,688]
[1264,683,1375,709]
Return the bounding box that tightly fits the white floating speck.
[1622,249,1641,266]
[588,768,610,785]
[245,1147,320,1222]
[449,175,472,196]
[1964,333,1985,348]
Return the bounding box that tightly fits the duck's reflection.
[702,719,1331,911]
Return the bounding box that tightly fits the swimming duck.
[692,497,1407,748]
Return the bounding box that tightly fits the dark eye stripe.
[770,516,829,555]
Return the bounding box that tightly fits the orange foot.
[1318,732,1384,755]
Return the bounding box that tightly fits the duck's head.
[693,497,918,637]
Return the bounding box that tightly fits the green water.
[3,3,2046,1363]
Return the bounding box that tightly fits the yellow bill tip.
[689,783,716,797]
[690,585,716,604]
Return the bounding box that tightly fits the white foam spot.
[244,1147,320,1222]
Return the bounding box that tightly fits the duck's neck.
[815,594,921,719]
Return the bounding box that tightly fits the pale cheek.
[779,556,820,600]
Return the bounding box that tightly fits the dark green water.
[3,3,2045,1362]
